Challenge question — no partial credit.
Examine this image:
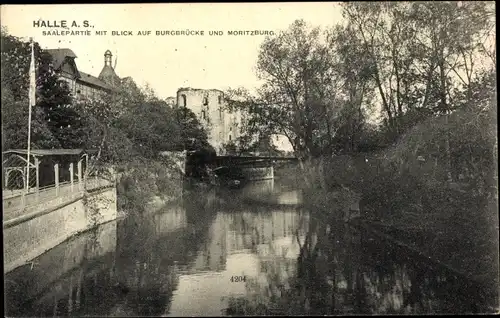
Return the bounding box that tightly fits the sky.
[1,3,344,100]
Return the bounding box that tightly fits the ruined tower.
[176,88,241,154]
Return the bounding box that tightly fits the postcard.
[1,2,498,316]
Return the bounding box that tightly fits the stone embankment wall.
[5,221,117,306]
[3,185,117,274]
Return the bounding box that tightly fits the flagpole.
[25,37,35,193]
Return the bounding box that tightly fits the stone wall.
[3,186,117,274]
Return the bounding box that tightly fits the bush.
[359,105,496,222]
[116,157,183,214]
[298,103,496,226]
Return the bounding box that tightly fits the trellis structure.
[2,151,38,197]
[2,149,97,199]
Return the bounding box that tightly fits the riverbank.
[304,176,499,303]
[354,173,499,293]
[290,151,498,306]
[299,180,498,310]
[349,217,499,311]
[357,210,498,286]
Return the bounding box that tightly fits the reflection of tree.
[111,206,216,316]
[6,198,218,317]
[223,210,308,315]
[7,196,495,316]
[230,216,361,315]
[224,207,493,315]
[183,189,220,223]
[5,222,118,317]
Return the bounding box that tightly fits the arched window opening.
[201,110,206,120]
[218,95,222,104]
[181,94,187,107]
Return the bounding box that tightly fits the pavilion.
[2,148,97,196]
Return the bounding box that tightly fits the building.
[176,88,242,155]
[165,97,176,107]
[46,48,128,101]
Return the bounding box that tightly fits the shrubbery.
[1,29,211,214]
[292,96,497,227]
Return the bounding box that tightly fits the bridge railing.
[2,176,114,222]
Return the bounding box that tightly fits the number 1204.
[230,276,246,282]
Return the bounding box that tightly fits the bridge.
[185,149,297,164]
[213,155,298,167]
[185,151,298,181]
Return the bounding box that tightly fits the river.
[4,180,496,316]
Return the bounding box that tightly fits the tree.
[325,23,376,154]
[117,99,181,158]
[226,20,349,160]
[341,2,495,137]
[174,106,214,153]
[227,19,384,162]
[340,2,496,183]
[1,27,76,149]
[68,74,213,174]
[1,84,61,150]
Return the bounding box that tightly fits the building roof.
[99,65,121,86]
[45,48,78,70]
[45,48,132,93]
[78,71,114,91]
[3,149,97,157]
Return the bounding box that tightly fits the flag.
[29,38,36,107]
[26,38,36,192]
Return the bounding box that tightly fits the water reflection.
[167,208,309,317]
[4,182,497,317]
[236,179,304,207]
[5,221,118,317]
